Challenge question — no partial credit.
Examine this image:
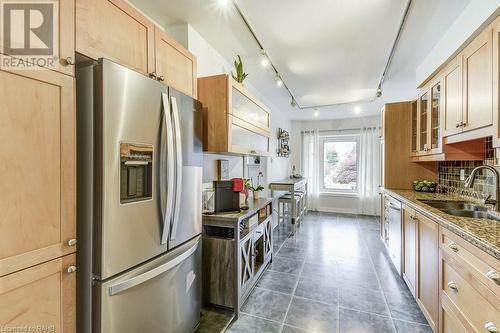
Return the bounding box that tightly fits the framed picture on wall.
[216,159,229,180]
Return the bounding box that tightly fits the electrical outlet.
[460,169,465,181]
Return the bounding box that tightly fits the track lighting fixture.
[260,51,270,67]
[275,75,283,87]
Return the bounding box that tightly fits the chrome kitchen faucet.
[464,165,500,210]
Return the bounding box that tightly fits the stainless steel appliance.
[76,58,203,333]
[387,197,402,275]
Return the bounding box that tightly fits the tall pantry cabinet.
[0,1,77,331]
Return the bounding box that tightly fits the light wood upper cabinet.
[462,27,493,132]
[198,74,271,156]
[412,77,444,159]
[0,254,76,332]
[155,27,197,97]
[443,57,463,137]
[0,65,76,277]
[418,89,429,153]
[0,0,75,76]
[416,212,439,332]
[410,100,418,155]
[76,1,197,96]
[76,0,155,76]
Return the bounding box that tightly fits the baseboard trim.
[317,207,358,214]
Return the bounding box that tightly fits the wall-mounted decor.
[216,159,229,180]
[277,128,290,158]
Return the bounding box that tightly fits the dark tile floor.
[227,212,432,333]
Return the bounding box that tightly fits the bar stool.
[278,192,304,232]
[293,190,307,216]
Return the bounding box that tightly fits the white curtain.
[302,130,320,211]
[359,127,381,215]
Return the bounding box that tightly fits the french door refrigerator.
[76,58,203,333]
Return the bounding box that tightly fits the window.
[320,135,359,194]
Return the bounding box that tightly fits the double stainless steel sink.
[418,199,500,221]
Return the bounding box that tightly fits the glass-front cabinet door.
[418,91,429,153]
[231,86,270,131]
[410,100,418,155]
[430,81,441,153]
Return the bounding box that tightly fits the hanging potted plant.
[231,55,248,84]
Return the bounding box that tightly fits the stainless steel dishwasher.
[387,196,402,275]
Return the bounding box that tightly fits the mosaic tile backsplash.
[438,137,497,199]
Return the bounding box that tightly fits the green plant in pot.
[231,55,248,83]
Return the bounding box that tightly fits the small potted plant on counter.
[248,172,264,200]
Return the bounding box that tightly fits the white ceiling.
[128,0,471,120]
[235,0,407,108]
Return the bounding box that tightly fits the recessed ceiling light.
[314,111,319,117]
[354,106,361,114]
[218,0,229,6]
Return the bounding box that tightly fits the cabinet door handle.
[461,122,467,127]
[157,75,165,82]
[250,150,257,154]
[67,238,77,247]
[485,321,498,333]
[66,265,77,274]
[447,280,458,292]
[149,72,157,79]
[447,242,459,252]
[63,56,75,66]
[486,270,500,285]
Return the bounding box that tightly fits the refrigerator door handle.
[160,93,175,245]
[170,96,183,241]
[108,237,199,296]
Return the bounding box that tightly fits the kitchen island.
[202,198,273,317]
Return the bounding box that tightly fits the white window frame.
[319,134,360,196]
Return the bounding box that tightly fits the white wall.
[168,24,292,186]
[416,0,500,86]
[291,115,381,215]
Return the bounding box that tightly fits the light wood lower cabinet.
[0,254,76,332]
[416,212,439,332]
[76,0,155,76]
[439,228,500,333]
[440,295,467,333]
[402,205,417,297]
[0,65,76,277]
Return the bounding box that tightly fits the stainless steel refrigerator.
[76,58,203,333]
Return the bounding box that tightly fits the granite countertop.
[384,189,500,260]
[202,197,273,224]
